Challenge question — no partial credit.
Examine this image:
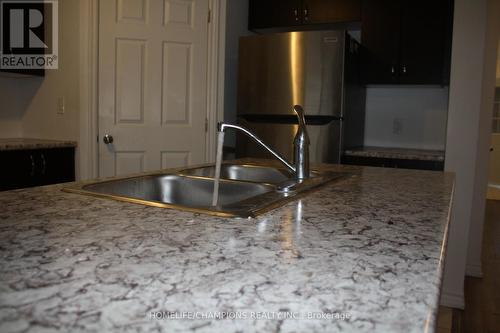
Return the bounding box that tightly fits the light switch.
[393,118,403,135]
[57,97,65,114]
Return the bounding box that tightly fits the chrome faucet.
[218,105,310,181]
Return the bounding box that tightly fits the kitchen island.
[0,162,454,333]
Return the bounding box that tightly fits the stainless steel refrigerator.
[236,30,366,164]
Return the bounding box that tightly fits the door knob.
[103,134,114,144]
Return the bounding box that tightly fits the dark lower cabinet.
[342,155,444,171]
[0,147,75,191]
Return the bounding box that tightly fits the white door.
[98,0,209,177]
[489,87,500,185]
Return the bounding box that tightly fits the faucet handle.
[293,105,307,128]
[292,105,310,180]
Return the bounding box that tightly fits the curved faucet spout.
[218,122,296,173]
[218,105,310,181]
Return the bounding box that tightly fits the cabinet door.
[399,0,453,84]
[249,0,302,30]
[0,150,36,191]
[39,148,75,186]
[360,0,401,84]
[303,0,361,25]
[0,148,75,191]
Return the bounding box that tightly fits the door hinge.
[97,135,99,143]
[208,9,211,23]
[205,118,209,132]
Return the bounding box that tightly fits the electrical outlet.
[57,97,65,114]
[393,118,403,135]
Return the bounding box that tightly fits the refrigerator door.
[236,117,342,164]
[237,30,345,117]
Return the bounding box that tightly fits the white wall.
[223,0,253,147]
[497,41,500,86]
[0,76,42,137]
[0,0,81,176]
[0,119,23,137]
[22,0,80,143]
[363,87,449,150]
[441,0,500,308]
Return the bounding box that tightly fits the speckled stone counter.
[0,138,77,151]
[0,162,454,333]
[344,147,445,162]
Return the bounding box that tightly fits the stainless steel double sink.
[64,163,347,218]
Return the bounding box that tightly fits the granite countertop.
[344,147,445,162]
[0,162,454,333]
[0,138,77,151]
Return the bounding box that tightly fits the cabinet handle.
[402,65,407,74]
[391,66,395,75]
[303,8,309,21]
[41,153,46,176]
[29,154,35,177]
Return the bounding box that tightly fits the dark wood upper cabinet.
[359,0,400,84]
[249,0,303,30]
[248,0,453,85]
[248,0,361,30]
[398,0,453,84]
[360,0,453,85]
[303,0,361,25]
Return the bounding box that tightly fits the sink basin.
[179,164,292,184]
[83,174,272,208]
[64,163,347,218]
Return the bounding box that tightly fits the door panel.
[99,0,208,178]
[162,41,191,124]
[117,0,148,23]
[161,151,191,169]
[115,151,145,176]
[115,39,146,124]
[164,0,194,27]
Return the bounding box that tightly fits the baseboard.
[465,263,483,277]
[440,291,465,309]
